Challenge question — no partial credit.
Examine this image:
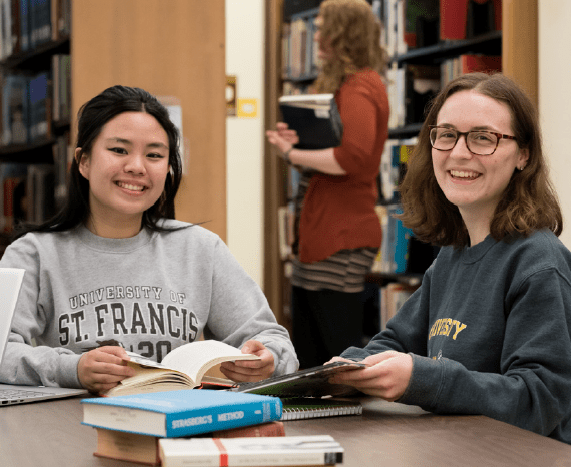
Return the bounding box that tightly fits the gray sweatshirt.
[0,221,298,388]
[342,230,571,444]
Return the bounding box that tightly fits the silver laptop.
[0,268,88,406]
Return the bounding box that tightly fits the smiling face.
[77,111,170,237]
[432,90,529,228]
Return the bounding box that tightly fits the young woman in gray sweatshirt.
[0,85,298,394]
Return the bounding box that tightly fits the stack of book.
[81,342,359,465]
[92,420,288,466]
[83,389,346,466]
[82,389,285,465]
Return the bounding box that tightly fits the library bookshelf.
[263,0,538,331]
[0,0,227,255]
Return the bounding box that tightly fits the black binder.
[279,93,344,150]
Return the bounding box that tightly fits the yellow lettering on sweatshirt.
[429,318,467,340]
[452,321,467,340]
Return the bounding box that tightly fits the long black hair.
[13,85,184,239]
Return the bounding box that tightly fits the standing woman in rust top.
[266,0,389,368]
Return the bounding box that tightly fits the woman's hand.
[219,340,275,383]
[77,346,136,394]
[265,122,299,157]
[328,351,413,401]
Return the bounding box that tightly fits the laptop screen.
[0,269,25,366]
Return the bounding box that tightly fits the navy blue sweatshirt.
[342,229,571,444]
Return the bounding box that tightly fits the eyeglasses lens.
[430,128,498,155]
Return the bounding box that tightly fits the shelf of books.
[281,6,321,95]
[385,0,502,140]
[0,0,72,253]
[374,0,503,328]
[368,137,439,329]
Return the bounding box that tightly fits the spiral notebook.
[280,397,362,421]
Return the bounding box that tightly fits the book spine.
[165,398,283,437]
[28,71,50,141]
[216,420,285,438]
[19,0,29,52]
[161,444,342,467]
[440,0,469,41]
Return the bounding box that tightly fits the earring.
[518,165,525,171]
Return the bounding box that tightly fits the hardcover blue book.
[28,71,50,141]
[388,205,413,274]
[81,389,283,438]
[390,144,401,201]
[20,0,30,52]
[29,0,51,48]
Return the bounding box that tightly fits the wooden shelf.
[284,5,319,21]
[283,73,318,83]
[367,272,423,288]
[0,138,55,164]
[394,30,502,65]
[388,123,424,140]
[1,38,70,71]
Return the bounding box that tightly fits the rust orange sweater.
[298,68,389,263]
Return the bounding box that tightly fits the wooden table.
[1,395,570,466]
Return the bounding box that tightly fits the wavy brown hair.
[313,0,388,94]
[400,72,562,248]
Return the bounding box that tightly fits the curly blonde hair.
[313,0,388,94]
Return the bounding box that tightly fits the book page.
[161,340,260,384]
[119,365,191,386]
[284,101,331,110]
[105,364,197,396]
[279,93,333,104]
[279,93,334,110]
[124,351,171,370]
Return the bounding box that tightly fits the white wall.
[539,0,571,248]
[225,0,265,286]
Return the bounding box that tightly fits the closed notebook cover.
[279,94,343,150]
[82,389,283,438]
[232,361,365,398]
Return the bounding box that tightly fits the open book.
[104,340,260,397]
[279,93,343,149]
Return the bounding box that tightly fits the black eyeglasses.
[429,126,517,155]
